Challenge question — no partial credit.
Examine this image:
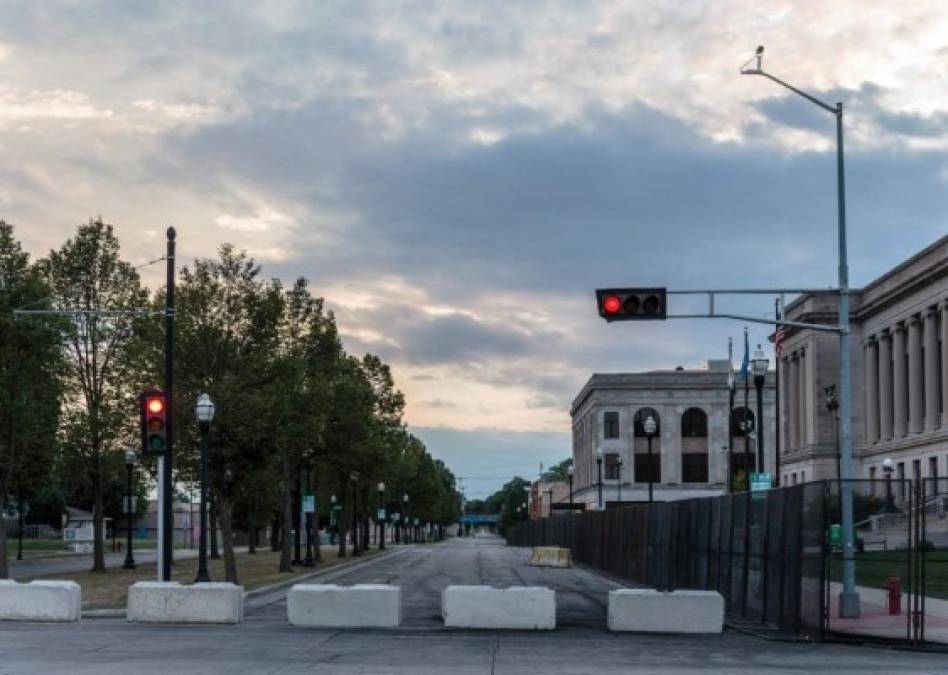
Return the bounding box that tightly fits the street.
[1,536,947,674]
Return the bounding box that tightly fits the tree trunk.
[209,497,220,559]
[270,510,281,551]
[279,453,293,572]
[216,490,238,584]
[248,490,257,555]
[91,473,106,572]
[0,510,8,579]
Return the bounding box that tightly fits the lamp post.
[567,465,574,513]
[194,393,215,583]
[644,415,657,503]
[596,446,604,510]
[303,456,315,567]
[377,482,386,550]
[825,384,841,481]
[123,449,137,570]
[617,457,624,505]
[521,501,527,523]
[350,472,361,556]
[742,45,859,618]
[883,458,895,513]
[403,494,410,543]
[752,345,769,475]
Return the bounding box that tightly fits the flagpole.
[743,327,751,491]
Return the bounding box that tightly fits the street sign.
[332,504,343,511]
[302,495,316,513]
[750,472,772,492]
[392,512,401,522]
[414,518,420,526]
[377,508,386,521]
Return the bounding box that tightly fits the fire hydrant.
[886,575,901,615]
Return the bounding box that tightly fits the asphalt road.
[1,535,946,674]
[9,547,202,579]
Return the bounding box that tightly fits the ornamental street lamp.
[596,446,604,510]
[752,345,769,474]
[617,457,624,505]
[644,415,657,503]
[521,501,527,522]
[742,44,860,619]
[303,454,315,567]
[195,393,215,583]
[567,464,574,512]
[350,471,362,556]
[123,449,137,570]
[882,458,895,513]
[377,482,386,550]
[825,384,841,481]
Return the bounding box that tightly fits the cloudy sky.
[3,2,947,496]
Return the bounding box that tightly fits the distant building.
[779,234,948,491]
[571,361,776,507]
[529,480,570,519]
[62,507,111,542]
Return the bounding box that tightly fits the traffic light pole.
[161,227,175,581]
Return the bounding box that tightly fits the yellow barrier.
[529,547,572,568]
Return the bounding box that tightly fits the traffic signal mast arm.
[597,287,845,333]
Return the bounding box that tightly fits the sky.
[3,1,948,497]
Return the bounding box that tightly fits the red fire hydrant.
[886,575,901,615]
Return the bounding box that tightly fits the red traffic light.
[139,389,168,457]
[147,397,164,414]
[595,288,667,321]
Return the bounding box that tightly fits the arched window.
[681,407,708,483]
[730,406,757,476]
[731,407,755,438]
[633,408,661,484]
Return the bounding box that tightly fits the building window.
[869,466,877,496]
[633,408,661,437]
[731,407,756,437]
[633,408,661,484]
[801,471,806,483]
[605,453,621,480]
[929,457,938,497]
[681,407,708,483]
[898,462,906,498]
[604,411,620,439]
[791,473,797,486]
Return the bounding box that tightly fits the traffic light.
[596,288,667,321]
[140,389,168,457]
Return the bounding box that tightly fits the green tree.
[0,222,63,578]
[541,458,573,482]
[37,219,148,572]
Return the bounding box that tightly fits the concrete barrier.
[442,586,555,630]
[607,589,724,633]
[0,580,81,622]
[529,547,572,568]
[288,584,401,627]
[127,582,244,624]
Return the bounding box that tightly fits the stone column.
[878,329,893,440]
[942,301,948,428]
[780,357,790,456]
[893,324,907,437]
[909,316,923,434]
[925,307,939,432]
[865,337,879,444]
[789,352,800,450]
[798,349,807,449]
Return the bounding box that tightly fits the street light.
[403,494,410,543]
[742,44,859,619]
[350,471,361,556]
[882,457,895,513]
[123,449,137,570]
[303,451,315,567]
[567,464,574,513]
[752,345,769,475]
[617,456,624,505]
[521,501,527,522]
[825,384,841,481]
[377,482,386,550]
[644,415,657,503]
[194,393,215,583]
[596,446,604,510]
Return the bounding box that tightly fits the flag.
[740,328,749,380]
[727,337,735,391]
[774,325,786,359]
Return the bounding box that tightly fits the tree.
[0,222,63,578]
[541,458,573,482]
[37,219,147,572]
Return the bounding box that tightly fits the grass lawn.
[828,550,948,600]
[26,547,378,610]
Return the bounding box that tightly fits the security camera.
[756,45,764,56]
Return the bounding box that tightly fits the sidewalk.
[827,581,948,643]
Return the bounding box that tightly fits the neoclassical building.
[570,362,776,507]
[780,235,948,488]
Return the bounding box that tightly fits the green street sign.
[829,523,842,549]
[750,472,772,492]
[302,495,316,514]
[377,508,386,521]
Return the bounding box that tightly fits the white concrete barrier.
[127,582,244,624]
[0,580,81,622]
[288,584,401,627]
[608,589,724,633]
[442,586,555,630]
